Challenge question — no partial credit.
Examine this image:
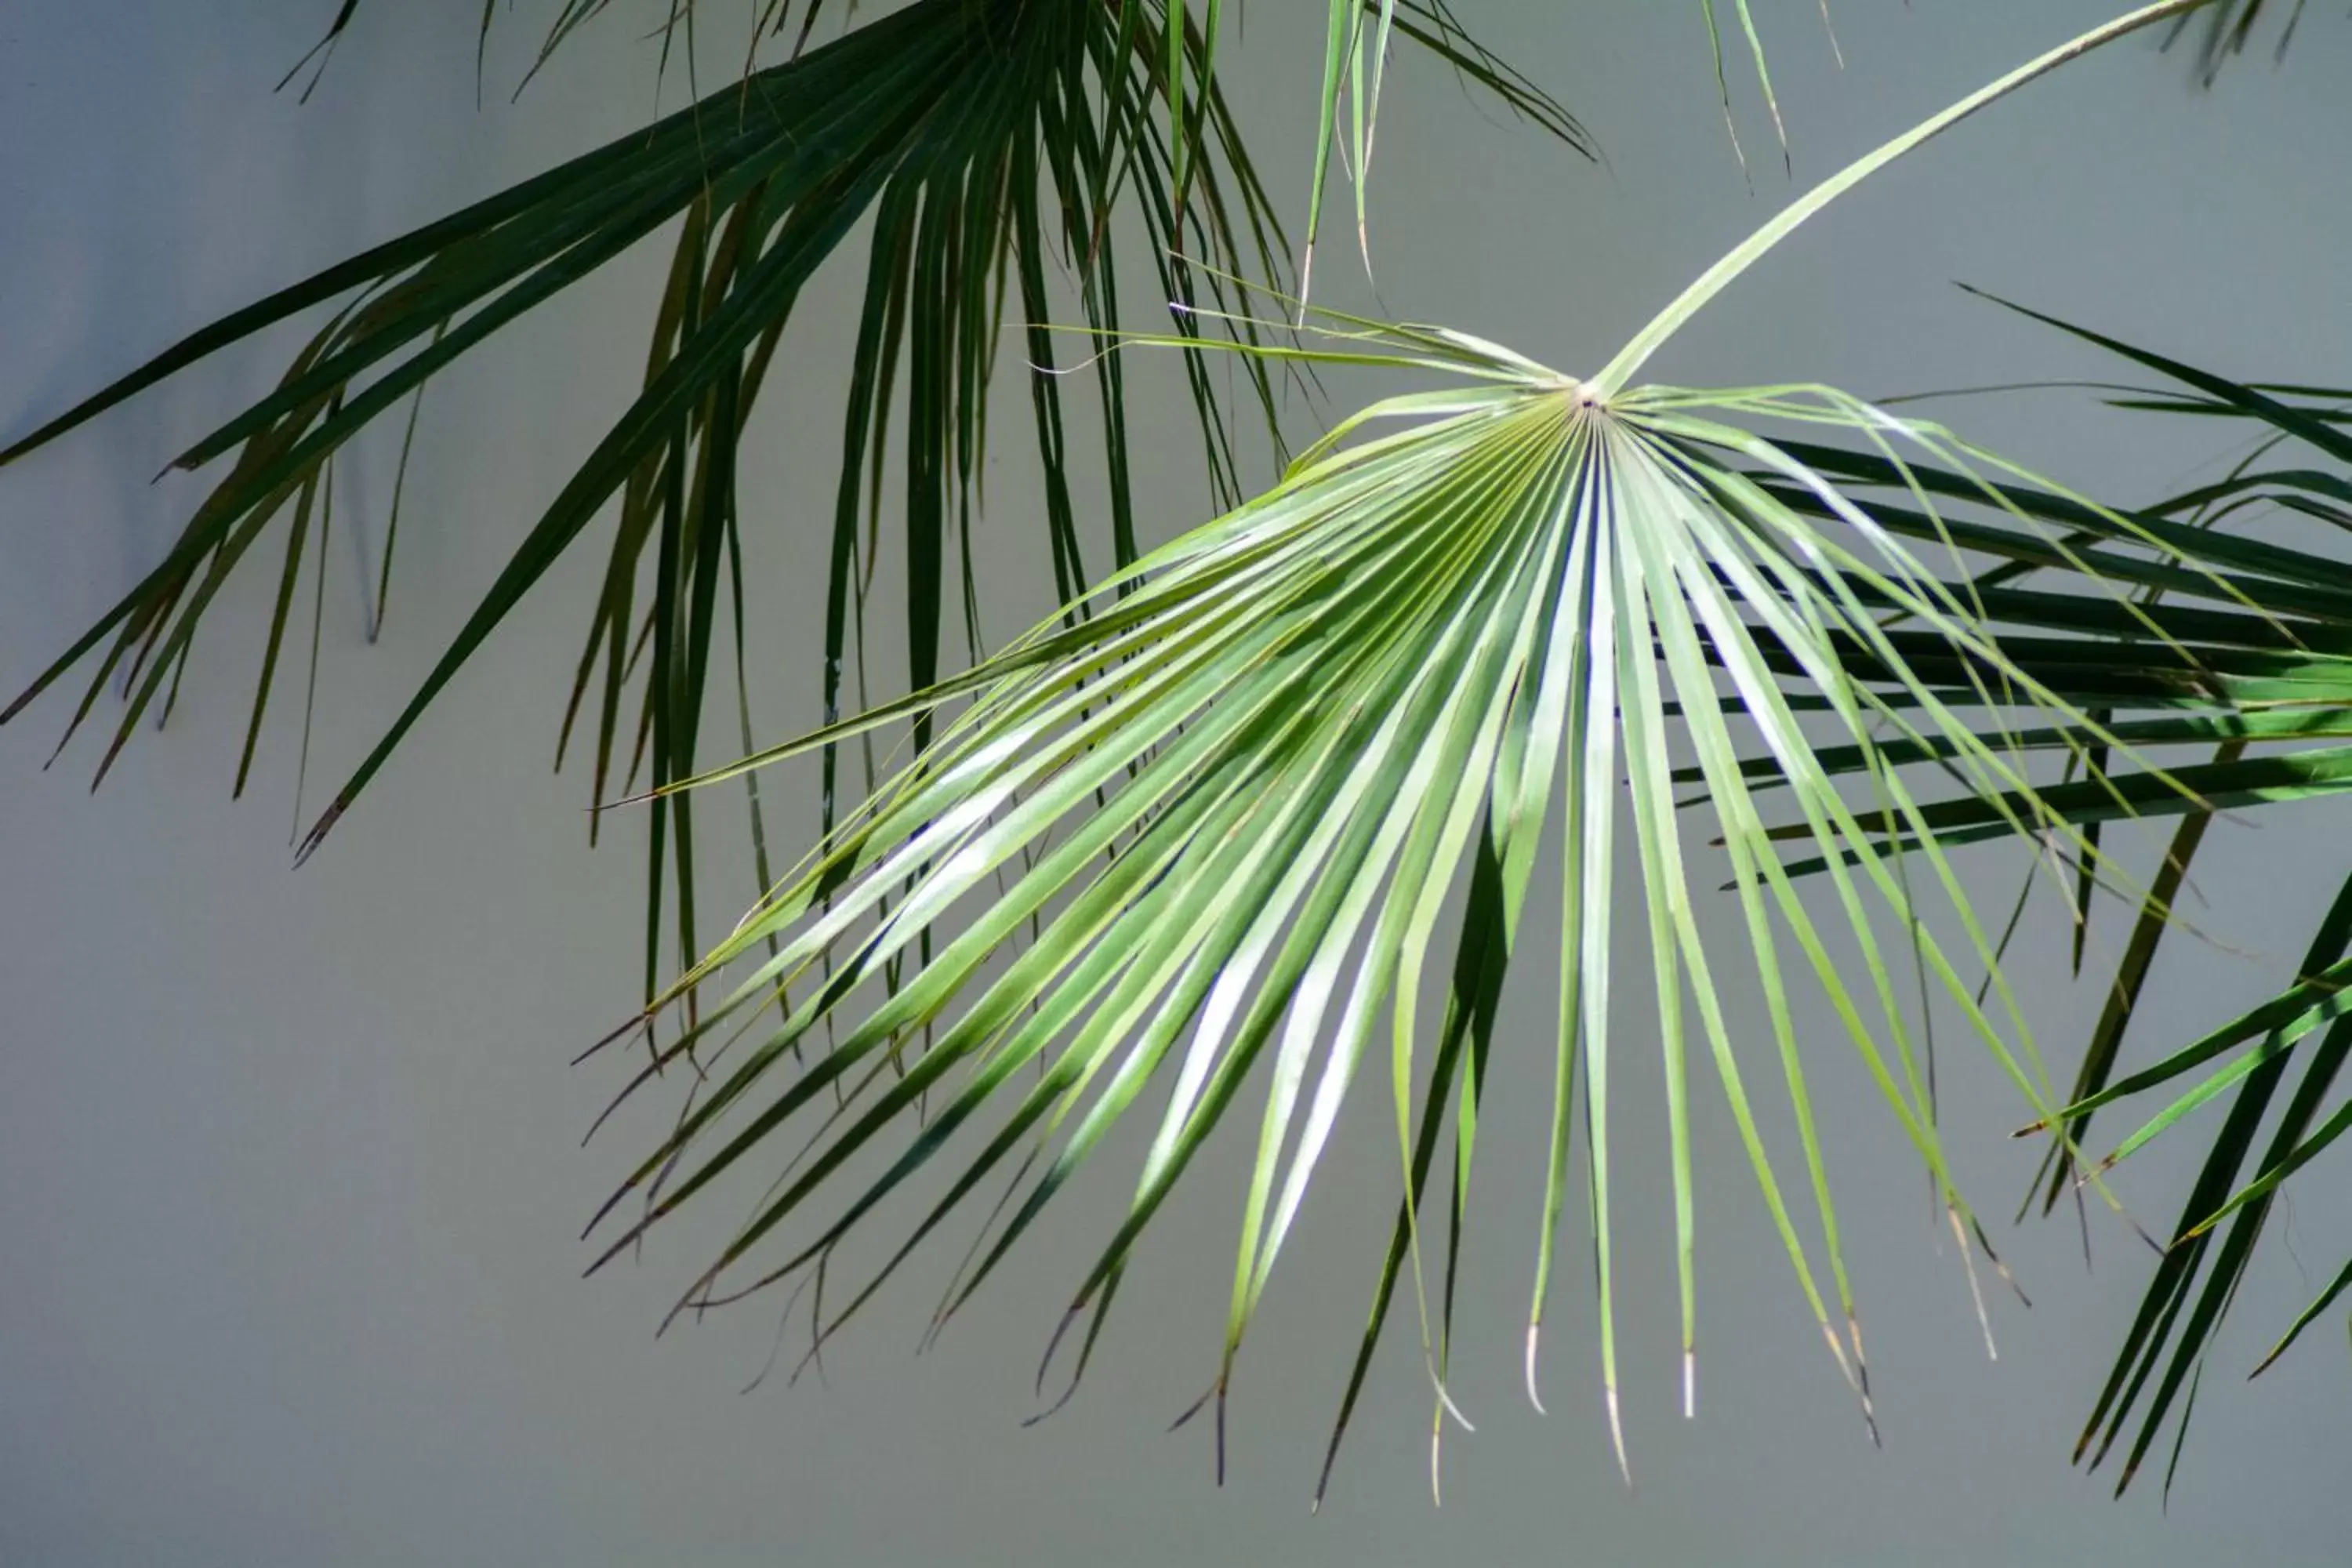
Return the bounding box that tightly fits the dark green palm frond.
[1881,310,2352,1498]
[281,0,370,98]
[2163,0,2310,82]
[283,0,546,102]
[1,0,1582,1011]
[569,5,2227,1490]
[283,0,755,102]
[1748,302,2352,1496]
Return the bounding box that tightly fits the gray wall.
[4,3,2349,1563]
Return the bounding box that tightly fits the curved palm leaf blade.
[575,312,2191,1483]
[0,0,1581,1007]
[564,0,2220,1491]
[1747,307,2352,1494]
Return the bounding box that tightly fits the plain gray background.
[5,2,2350,1563]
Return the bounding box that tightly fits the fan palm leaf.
[572,0,2228,1490]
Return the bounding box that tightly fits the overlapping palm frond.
[570,0,2230,1493]
[1779,305,2352,1498]
[582,311,2156,1486]
[0,0,1583,1005]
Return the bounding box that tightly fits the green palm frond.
[0,0,1582,1010]
[1814,307,2352,1498]
[570,2,2227,1489]
[585,325,2136,1478]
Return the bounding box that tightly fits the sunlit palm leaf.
[583,324,2112,1459]
[564,0,2222,1490]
